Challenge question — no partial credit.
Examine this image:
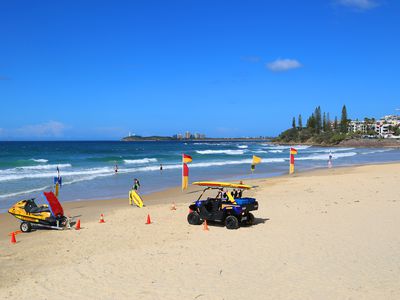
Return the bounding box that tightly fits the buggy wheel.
[187,211,202,225]
[246,213,255,226]
[20,222,32,233]
[225,215,239,230]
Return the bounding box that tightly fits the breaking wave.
[0,185,51,199]
[19,163,71,170]
[124,158,158,164]
[196,150,245,155]
[0,163,71,174]
[297,152,357,161]
[30,158,49,163]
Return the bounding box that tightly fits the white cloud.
[15,121,67,138]
[266,59,302,72]
[337,0,379,10]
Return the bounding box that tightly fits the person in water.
[115,164,118,173]
[328,151,333,168]
[160,164,163,173]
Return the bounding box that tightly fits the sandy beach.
[1,163,400,299]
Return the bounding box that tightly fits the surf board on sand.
[129,190,144,208]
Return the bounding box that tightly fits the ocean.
[1,141,399,211]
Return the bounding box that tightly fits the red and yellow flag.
[183,154,192,163]
[182,154,192,190]
[289,147,298,174]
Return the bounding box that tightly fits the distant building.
[374,115,399,137]
[185,131,191,139]
[348,120,368,133]
[375,122,392,136]
[177,134,183,140]
[348,114,400,138]
[382,115,400,126]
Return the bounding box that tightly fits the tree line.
[276,105,350,145]
[292,105,349,134]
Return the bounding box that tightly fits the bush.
[277,128,299,143]
[275,128,347,145]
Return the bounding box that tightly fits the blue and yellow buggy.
[187,181,259,230]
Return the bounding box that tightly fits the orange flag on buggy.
[182,154,192,190]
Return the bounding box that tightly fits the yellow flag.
[251,155,262,172]
[252,155,262,165]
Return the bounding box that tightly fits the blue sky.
[0,0,399,140]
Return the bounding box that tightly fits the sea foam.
[30,158,49,163]
[297,152,357,161]
[124,158,158,164]
[196,150,245,155]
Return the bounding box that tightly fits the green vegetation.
[274,105,350,145]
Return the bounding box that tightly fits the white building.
[348,120,367,133]
[382,115,400,126]
[375,122,392,136]
[374,115,400,137]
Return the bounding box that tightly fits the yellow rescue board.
[192,181,252,190]
[129,190,144,208]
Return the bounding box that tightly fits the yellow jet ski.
[8,191,68,232]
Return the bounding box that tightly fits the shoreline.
[1,160,397,240]
[272,138,400,148]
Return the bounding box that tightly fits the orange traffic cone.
[10,232,16,244]
[8,230,22,236]
[145,214,151,224]
[75,219,81,230]
[171,202,177,210]
[203,220,209,231]
[99,214,105,223]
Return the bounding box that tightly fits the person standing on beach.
[133,178,141,192]
[54,166,62,197]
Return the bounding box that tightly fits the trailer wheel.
[59,216,68,227]
[20,222,32,233]
[225,215,239,230]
